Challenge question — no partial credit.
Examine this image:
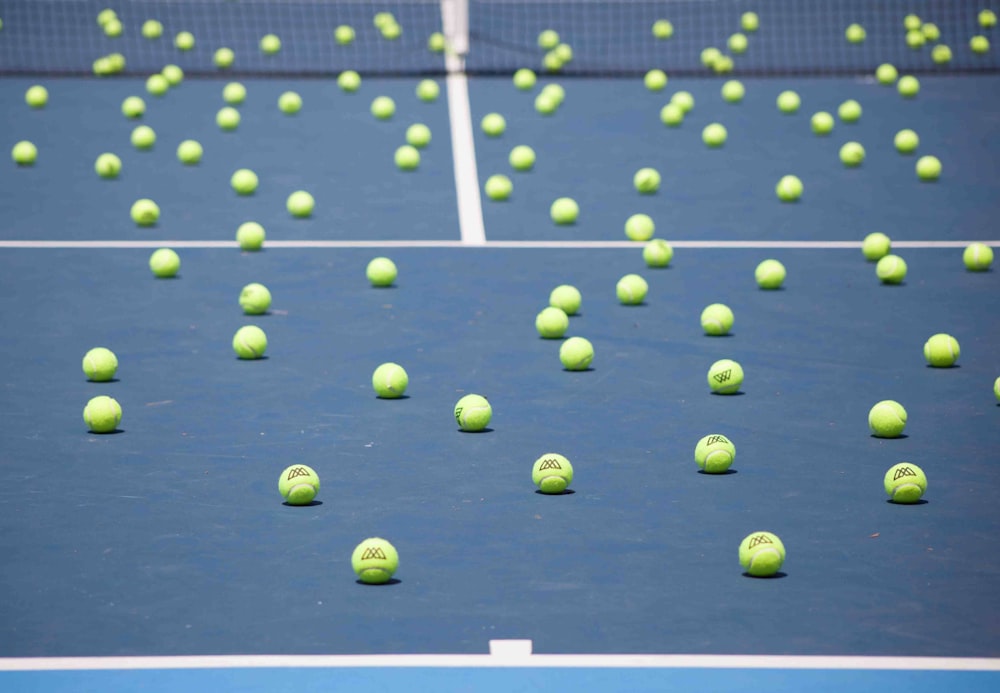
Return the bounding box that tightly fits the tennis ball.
[371,96,396,119]
[352,538,398,584]
[652,19,674,39]
[708,358,743,394]
[755,259,786,289]
[616,274,648,305]
[776,90,800,113]
[811,111,834,135]
[455,394,492,431]
[146,74,169,96]
[416,79,439,102]
[216,107,241,131]
[175,31,195,50]
[742,12,760,32]
[916,155,941,181]
[484,174,512,200]
[279,464,319,505]
[366,257,397,287]
[381,22,401,40]
[554,43,573,64]
[287,191,315,218]
[373,12,396,29]
[560,336,594,371]
[333,24,355,44]
[550,285,581,315]
[214,47,235,69]
[223,82,247,104]
[897,75,920,97]
[876,254,907,284]
[425,31,445,52]
[902,14,921,31]
[395,145,421,171]
[550,197,579,225]
[372,362,408,398]
[921,22,940,41]
[122,96,146,118]
[535,307,569,339]
[932,45,952,64]
[107,53,127,74]
[659,103,684,126]
[538,29,560,49]
[702,123,727,147]
[131,199,160,226]
[775,175,803,202]
[535,92,559,115]
[104,18,123,37]
[643,239,673,267]
[338,70,362,92]
[884,463,927,504]
[236,222,265,250]
[971,36,991,54]
[481,113,506,136]
[695,434,735,473]
[149,248,180,278]
[963,242,994,271]
[177,140,203,165]
[83,347,118,382]
[868,400,907,437]
[995,377,1000,402]
[721,80,745,103]
[406,124,432,148]
[739,532,785,577]
[982,9,999,27]
[239,283,272,315]
[894,129,919,154]
[700,47,722,68]
[633,168,661,194]
[845,23,866,43]
[94,153,121,178]
[644,69,668,91]
[513,68,537,90]
[260,33,281,54]
[509,145,536,171]
[712,55,734,74]
[875,63,898,84]
[728,33,748,54]
[93,57,113,76]
[923,333,960,367]
[838,99,862,122]
[233,325,267,359]
[231,169,259,195]
[906,30,925,49]
[532,453,574,493]
[839,142,865,167]
[541,83,566,106]
[141,19,163,39]
[25,85,48,108]
[624,214,654,241]
[131,125,156,150]
[701,303,734,336]
[161,65,183,86]
[97,9,117,26]
[83,395,122,433]
[278,91,302,114]
[862,232,891,261]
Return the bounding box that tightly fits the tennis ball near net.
[963,242,994,271]
[861,232,891,261]
[149,248,180,278]
[352,538,398,584]
[25,85,48,108]
[536,306,569,339]
[455,394,492,431]
[279,464,320,505]
[371,96,396,120]
[278,91,302,114]
[845,23,866,44]
[739,531,785,577]
[559,336,594,371]
[416,79,440,102]
[233,325,267,359]
[708,358,743,394]
[223,82,246,104]
[549,285,581,315]
[94,153,121,178]
[338,70,362,92]
[700,303,734,336]
[217,107,241,131]
[876,254,907,284]
[513,68,536,90]
[142,19,163,39]
[260,33,281,54]
[83,347,118,382]
[84,395,122,433]
[694,434,735,473]
[721,80,744,103]
[644,69,667,91]
[175,31,195,50]
[532,453,574,494]
[239,283,272,315]
[236,222,265,250]
[335,25,355,45]
[146,74,169,96]
[161,64,183,86]
[214,47,235,69]
[868,400,907,438]
[884,462,927,504]
[366,257,397,287]
[776,90,800,113]
[923,333,959,367]
[372,362,408,398]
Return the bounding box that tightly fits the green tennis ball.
[903,14,921,31]
[554,43,573,63]
[995,377,1000,402]
[897,75,920,98]
[811,111,834,135]
[644,69,668,91]
[371,96,396,120]
[454,394,492,431]
[742,12,759,32]
[916,155,941,181]
[236,222,265,250]
[550,197,579,224]
[131,125,156,150]
[260,33,281,54]
[233,325,267,359]
[776,90,800,113]
[700,48,721,68]
[338,70,362,92]
[146,74,169,96]
[894,129,919,154]
[728,33,748,54]
[509,145,536,171]
[416,79,440,102]
[862,232,891,261]
[702,123,727,147]
[708,358,743,394]
[660,103,684,127]
[372,362,408,398]
[216,107,241,131]
[177,140,203,165]
[481,113,506,136]
[239,283,272,315]
[484,174,512,200]
[406,123,432,149]
[427,31,446,52]
[174,31,195,50]
[122,96,146,119]
[214,47,235,69]
[161,64,183,86]
[84,395,122,433]
[633,168,661,194]
[142,19,163,39]
[884,463,927,504]
[352,537,398,584]
[83,347,118,382]
[366,257,397,287]
[981,9,998,27]
[963,242,994,271]
[643,239,673,267]
[721,80,745,103]
[876,254,907,284]
[922,22,941,41]
[931,45,952,64]
[279,464,320,505]
[652,19,674,38]
[373,12,396,29]
[131,198,160,226]
[868,400,907,438]
[532,453,574,494]
[104,18,123,37]
[700,303,734,336]
[149,248,180,278]
[395,145,420,171]
[278,91,302,114]
[974,34,995,53]
[535,307,569,339]
[695,434,735,473]
[223,82,247,104]
[381,22,401,40]
[845,23,866,44]
[559,336,594,371]
[616,274,648,305]
[538,29,560,49]
[739,531,785,577]
[25,85,48,108]
[94,153,122,178]
[923,333,959,367]
[775,175,802,202]
[287,191,315,218]
[875,63,898,84]
[837,99,862,122]
[755,259,786,289]
[549,285,581,315]
[712,55,734,74]
[513,68,537,90]
[839,142,865,167]
[97,9,118,26]
[905,30,925,49]
[231,168,259,195]
[334,25,355,45]
[535,92,559,115]
[540,83,565,105]
[624,214,655,241]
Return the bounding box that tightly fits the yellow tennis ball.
[455,394,492,431]
[862,233,891,261]
[239,283,271,314]
[616,273,648,305]
[624,214,655,241]
[83,347,118,382]
[700,303,734,336]
[739,531,785,577]
[963,242,993,271]
[868,400,907,438]
[83,395,122,433]
[643,239,673,267]
[535,307,569,339]
[559,336,594,371]
[372,362,408,398]
[233,325,267,359]
[532,453,574,494]
[549,285,581,315]
[755,259,786,289]
[236,222,265,250]
[876,254,907,284]
[149,248,180,278]
[279,464,320,505]
[366,257,397,287]
[352,538,399,584]
[695,434,735,473]
[287,191,315,218]
[708,359,743,394]
[884,463,927,504]
[923,333,959,367]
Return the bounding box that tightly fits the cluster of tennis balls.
[847,11,994,60]
[536,29,574,74]
[693,11,759,76]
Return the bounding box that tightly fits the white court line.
[1,653,999,672]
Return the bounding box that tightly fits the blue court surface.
[1,1,999,691]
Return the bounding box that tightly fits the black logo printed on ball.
[538,458,563,470]
[361,547,387,560]
[893,466,917,481]
[286,466,311,480]
[748,534,774,549]
[705,435,730,445]
[713,370,732,383]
